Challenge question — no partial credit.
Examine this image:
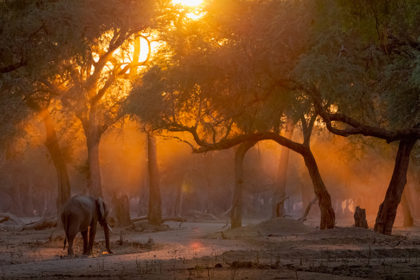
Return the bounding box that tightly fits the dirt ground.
[1,218,420,279]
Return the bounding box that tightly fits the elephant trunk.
[103,222,112,254]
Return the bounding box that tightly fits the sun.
[172,0,206,20]
[172,0,204,7]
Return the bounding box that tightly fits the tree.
[0,0,93,211]
[231,140,257,228]
[146,131,162,225]
[34,0,155,197]
[294,0,420,234]
[127,0,336,229]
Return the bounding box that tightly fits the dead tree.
[354,206,368,228]
[298,197,317,222]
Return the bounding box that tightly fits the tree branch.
[305,85,420,142]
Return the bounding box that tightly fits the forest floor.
[0,217,420,279]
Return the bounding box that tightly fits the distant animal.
[61,195,113,256]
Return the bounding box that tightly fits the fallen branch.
[190,210,219,220]
[130,216,187,224]
[0,212,24,226]
[130,216,148,223]
[22,216,57,230]
[221,206,232,218]
[298,197,317,222]
[162,217,187,223]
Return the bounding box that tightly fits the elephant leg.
[81,230,89,255]
[67,232,77,256]
[88,224,97,254]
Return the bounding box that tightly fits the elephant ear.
[96,198,106,221]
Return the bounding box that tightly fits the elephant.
[61,195,113,256]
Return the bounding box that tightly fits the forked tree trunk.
[147,133,162,225]
[273,122,294,217]
[43,113,71,214]
[302,148,335,229]
[374,138,416,235]
[400,190,413,227]
[231,141,257,229]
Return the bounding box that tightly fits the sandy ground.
[1,218,420,279]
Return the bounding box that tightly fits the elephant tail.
[63,237,67,250]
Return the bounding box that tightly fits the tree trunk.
[43,113,71,213]
[147,132,162,225]
[111,193,131,226]
[138,176,148,216]
[400,189,413,227]
[231,140,257,229]
[354,206,368,228]
[86,107,103,197]
[374,138,416,235]
[302,148,335,229]
[87,136,102,197]
[173,180,184,217]
[273,122,294,217]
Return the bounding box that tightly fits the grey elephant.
[61,195,113,256]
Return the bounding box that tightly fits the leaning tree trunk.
[231,141,257,229]
[374,138,416,235]
[147,132,162,225]
[43,112,71,213]
[273,122,294,217]
[302,147,335,229]
[400,190,413,227]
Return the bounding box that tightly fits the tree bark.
[374,138,416,235]
[273,122,294,217]
[400,189,414,227]
[302,148,335,229]
[86,108,103,197]
[231,140,257,229]
[147,132,162,225]
[43,113,71,212]
[87,137,102,197]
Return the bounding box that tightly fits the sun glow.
[172,0,204,7]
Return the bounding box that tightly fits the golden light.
[139,37,151,63]
[172,0,206,20]
[189,241,202,250]
[186,11,206,20]
[172,0,204,7]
